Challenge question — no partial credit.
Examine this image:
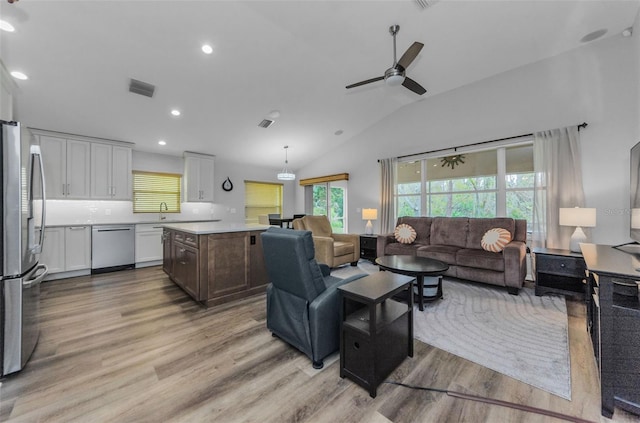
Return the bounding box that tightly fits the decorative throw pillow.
[481,228,512,252]
[394,223,417,244]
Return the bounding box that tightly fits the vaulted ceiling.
[1,1,638,170]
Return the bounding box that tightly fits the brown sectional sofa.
[377,216,527,294]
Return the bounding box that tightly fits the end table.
[359,234,378,262]
[532,247,587,300]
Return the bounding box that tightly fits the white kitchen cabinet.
[64,226,91,271]
[39,226,91,276]
[91,143,132,200]
[135,224,164,265]
[39,135,91,199]
[184,152,215,202]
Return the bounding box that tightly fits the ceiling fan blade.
[402,77,427,95]
[346,76,384,89]
[397,42,424,69]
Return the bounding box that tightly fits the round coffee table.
[375,255,449,311]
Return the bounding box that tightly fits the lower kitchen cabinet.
[163,228,268,307]
[135,224,164,266]
[39,226,91,279]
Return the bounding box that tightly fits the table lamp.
[362,208,378,235]
[559,207,596,252]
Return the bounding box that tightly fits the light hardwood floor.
[0,266,638,422]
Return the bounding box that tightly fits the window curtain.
[531,126,585,249]
[379,157,397,234]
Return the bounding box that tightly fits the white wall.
[298,33,639,245]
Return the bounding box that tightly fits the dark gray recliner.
[261,227,367,369]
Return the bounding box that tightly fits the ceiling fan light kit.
[346,24,426,95]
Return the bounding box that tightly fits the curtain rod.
[393,122,588,161]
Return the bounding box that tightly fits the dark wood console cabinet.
[163,228,268,307]
[581,243,640,419]
[359,234,378,262]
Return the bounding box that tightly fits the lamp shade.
[362,208,378,220]
[559,207,596,228]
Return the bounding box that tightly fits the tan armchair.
[292,215,360,268]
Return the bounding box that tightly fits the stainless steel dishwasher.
[91,225,135,273]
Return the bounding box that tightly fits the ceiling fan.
[346,25,426,95]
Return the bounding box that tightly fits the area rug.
[332,262,571,400]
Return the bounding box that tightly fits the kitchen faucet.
[159,202,168,220]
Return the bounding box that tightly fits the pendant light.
[277,145,296,181]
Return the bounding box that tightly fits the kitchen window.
[244,181,283,224]
[132,171,181,213]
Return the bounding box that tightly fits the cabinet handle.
[179,248,185,253]
[68,226,86,230]
[62,183,66,196]
[67,184,70,195]
[560,263,566,268]
[179,261,186,265]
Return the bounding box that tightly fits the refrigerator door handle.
[30,145,46,254]
[23,263,48,289]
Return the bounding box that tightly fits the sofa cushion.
[397,217,433,245]
[481,228,512,252]
[416,245,461,265]
[430,217,469,248]
[456,248,505,272]
[394,223,417,244]
[466,218,515,249]
[386,242,425,256]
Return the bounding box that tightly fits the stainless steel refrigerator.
[0,120,48,377]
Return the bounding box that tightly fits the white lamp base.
[569,226,587,253]
[365,220,373,235]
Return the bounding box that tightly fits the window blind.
[133,171,181,213]
[244,181,282,224]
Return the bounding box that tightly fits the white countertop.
[43,219,221,228]
[162,221,269,235]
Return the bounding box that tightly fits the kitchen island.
[162,222,270,307]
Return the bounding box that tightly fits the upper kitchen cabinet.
[183,152,215,202]
[38,135,91,199]
[91,143,132,200]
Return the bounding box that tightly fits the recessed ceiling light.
[622,27,633,38]
[170,109,181,117]
[158,140,166,146]
[334,129,344,136]
[10,71,27,80]
[201,44,213,55]
[580,29,607,43]
[0,20,15,32]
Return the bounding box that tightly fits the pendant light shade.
[277,145,295,181]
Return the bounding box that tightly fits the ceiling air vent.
[258,119,275,128]
[129,78,155,98]
[415,0,440,9]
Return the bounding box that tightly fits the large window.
[396,144,534,228]
[244,181,283,224]
[312,181,347,233]
[132,171,181,213]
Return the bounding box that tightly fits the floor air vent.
[129,79,156,98]
[258,119,275,128]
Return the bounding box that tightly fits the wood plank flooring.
[0,266,638,422]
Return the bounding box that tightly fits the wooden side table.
[338,271,414,398]
[532,247,587,299]
[359,234,378,262]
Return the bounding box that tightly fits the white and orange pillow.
[394,224,417,244]
[481,228,512,252]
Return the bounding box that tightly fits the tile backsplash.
[38,200,222,225]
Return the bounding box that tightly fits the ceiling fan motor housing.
[385,66,405,86]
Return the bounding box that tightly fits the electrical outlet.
[230,208,236,214]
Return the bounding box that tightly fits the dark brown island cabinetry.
[162,226,268,307]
